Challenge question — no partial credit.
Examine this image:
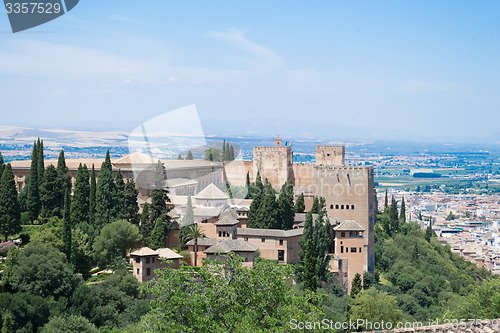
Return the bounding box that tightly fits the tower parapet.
[316,145,345,166]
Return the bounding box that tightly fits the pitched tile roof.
[156,248,183,259]
[193,206,222,217]
[236,227,303,238]
[203,239,258,254]
[186,237,218,247]
[214,209,239,226]
[334,220,365,231]
[195,183,229,200]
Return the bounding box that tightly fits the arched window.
[341,205,344,209]
[335,204,339,209]
[346,205,350,210]
[330,204,334,209]
[351,205,355,210]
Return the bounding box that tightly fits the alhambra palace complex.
[10,138,376,293]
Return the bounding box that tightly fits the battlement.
[253,146,292,151]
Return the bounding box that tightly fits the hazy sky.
[0,1,499,142]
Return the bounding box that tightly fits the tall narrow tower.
[253,137,293,187]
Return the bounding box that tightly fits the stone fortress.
[225,137,377,287]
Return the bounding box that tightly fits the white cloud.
[208,29,283,70]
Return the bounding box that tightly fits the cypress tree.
[0,164,21,241]
[351,273,362,297]
[177,154,183,160]
[102,150,112,172]
[245,172,251,199]
[115,169,125,213]
[186,151,193,160]
[122,178,139,224]
[150,189,170,224]
[313,213,331,281]
[384,189,389,212]
[425,217,434,242]
[140,203,154,243]
[153,160,166,190]
[71,164,90,225]
[40,165,63,219]
[57,149,71,196]
[389,196,399,233]
[182,195,194,227]
[258,181,279,229]
[37,138,44,181]
[400,196,406,224]
[303,239,317,292]
[149,218,166,250]
[94,159,117,227]
[62,188,71,261]
[255,170,263,193]
[229,145,235,160]
[27,140,40,221]
[222,139,227,160]
[277,180,294,230]
[295,192,305,213]
[225,182,233,199]
[0,151,5,178]
[311,196,319,214]
[89,164,96,225]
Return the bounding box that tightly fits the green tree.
[89,164,96,225]
[453,279,500,319]
[62,189,71,261]
[0,164,21,241]
[311,196,319,214]
[122,178,139,224]
[115,169,125,213]
[303,239,317,292]
[0,151,4,180]
[93,220,140,268]
[186,150,193,160]
[400,196,406,224]
[384,189,388,212]
[11,243,81,299]
[141,253,324,332]
[177,153,183,160]
[229,144,235,160]
[40,164,63,219]
[94,159,118,228]
[71,228,93,277]
[182,195,194,227]
[37,138,44,189]
[2,311,13,333]
[186,224,205,266]
[295,192,305,213]
[277,180,294,230]
[222,139,227,160]
[140,202,153,243]
[245,172,251,199]
[350,273,362,297]
[258,181,279,229]
[40,315,98,333]
[425,218,434,242]
[56,149,72,201]
[27,140,40,221]
[389,196,399,234]
[149,218,166,250]
[70,164,89,225]
[349,288,402,330]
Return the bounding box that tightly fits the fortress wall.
[292,164,314,188]
[253,146,293,188]
[224,160,253,186]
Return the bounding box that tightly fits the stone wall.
[361,319,499,332]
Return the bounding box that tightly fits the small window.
[219,231,222,237]
[136,268,139,274]
[278,250,285,261]
[341,205,344,209]
[346,205,349,210]
[146,257,150,264]
[261,238,265,243]
[335,204,339,209]
[330,204,333,209]
[146,268,151,276]
[346,247,349,253]
[279,239,284,246]
[135,257,140,263]
[340,246,344,253]
[351,205,355,210]
[351,247,357,253]
[152,257,155,263]
[341,232,345,238]
[359,247,362,252]
[244,237,248,241]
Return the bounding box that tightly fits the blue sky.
[0,1,499,142]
